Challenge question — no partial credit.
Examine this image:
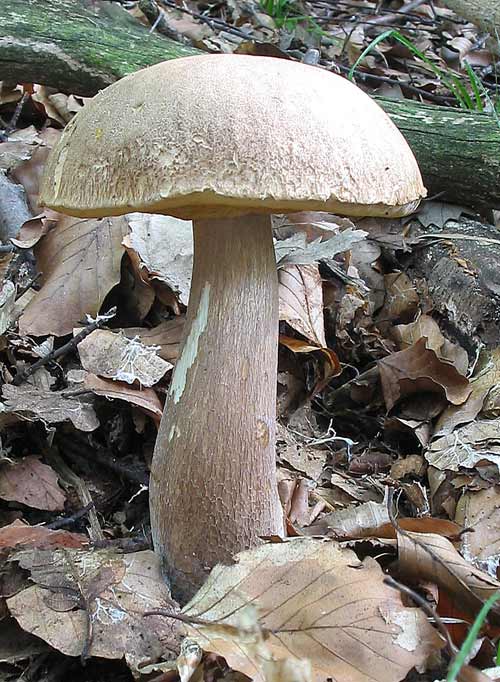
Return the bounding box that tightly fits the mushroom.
[40,53,426,601]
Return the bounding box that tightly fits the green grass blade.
[447,592,500,682]
[348,29,395,81]
[348,29,477,109]
[462,62,484,111]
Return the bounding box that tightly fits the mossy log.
[1,0,500,209]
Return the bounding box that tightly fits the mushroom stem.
[150,213,284,601]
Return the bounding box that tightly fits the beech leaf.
[182,540,440,682]
[7,549,181,671]
[378,338,471,411]
[77,329,172,387]
[396,530,500,624]
[0,456,65,511]
[19,215,128,337]
[279,263,326,347]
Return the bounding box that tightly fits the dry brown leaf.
[0,520,87,550]
[11,128,61,212]
[84,373,162,424]
[77,329,172,387]
[278,263,326,347]
[7,549,181,671]
[0,126,41,173]
[390,454,427,480]
[436,348,500,437]
[279,336,340,386]
[12,215,52,250]
[304,500,390,539]
[19,215,128,337]
[276,424,325,481]
[32,86,83,125]
[396,530,500,624]
[0,456,65,511]
[183,540,441,682]
[125,213,193,306]
[455,488,500,576]
[378,338,471,411]
[427,419,500,471]
[392,314,468,374]
[1,383,99,432]
[329,472,384,505]
[306,503,460,541]
[122,318,184,364]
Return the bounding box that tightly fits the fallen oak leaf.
[179,540,441,682]
[274,227,367,267]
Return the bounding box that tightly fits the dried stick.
[12,307,116,385]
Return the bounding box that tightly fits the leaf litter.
[1,0,500,680]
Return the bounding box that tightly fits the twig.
[45,449,104,543]
[57,433,149,487]
[324,364,379,409]
[364,0,430,26]
[419,233,500,247]
[12,307,116,386]
[44,502,95,530]
[0,92,29,141]
[337,64,458,104]
[155,0,253,40]
[61,548,94,663]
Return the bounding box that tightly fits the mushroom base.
[149,213,284,602]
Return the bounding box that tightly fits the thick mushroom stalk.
[150,213,284,601]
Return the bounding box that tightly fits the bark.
[2,0,500,209]
[406,216,500,352]
[0,0,197,97]
[441,0,500,55]
[149,215,284,602]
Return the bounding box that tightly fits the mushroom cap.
[40,54,426,220]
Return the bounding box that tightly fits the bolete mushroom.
[40,54,425,601]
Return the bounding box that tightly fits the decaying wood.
[0,0,196,96]
[407,217,500,351]
[2,0,500,209]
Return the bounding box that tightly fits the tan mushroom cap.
[40,54,426,220]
